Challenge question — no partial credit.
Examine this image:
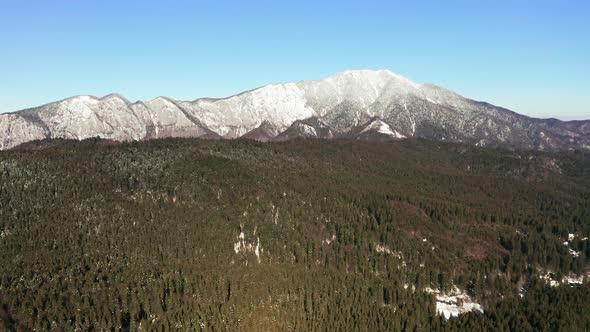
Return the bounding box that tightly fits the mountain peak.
[336,69,394,76]
[100,93,130,104]
[60,95,98,103]
[328,69,416,84]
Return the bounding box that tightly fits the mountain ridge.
[1,70,588,151]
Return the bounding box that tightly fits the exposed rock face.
[1,70,589,151]
[0,113,47,150]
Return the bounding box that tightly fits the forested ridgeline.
[1,138,589,331]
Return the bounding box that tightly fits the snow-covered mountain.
[1,70,589,151]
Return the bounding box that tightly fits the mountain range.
[1,70,588,151]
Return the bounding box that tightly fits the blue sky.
[0,0,588,120]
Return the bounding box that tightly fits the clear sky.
[0,0,588,120]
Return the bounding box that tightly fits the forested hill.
[1,138,589,331]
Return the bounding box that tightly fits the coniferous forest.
[0,138,589,331]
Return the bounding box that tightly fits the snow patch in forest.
[562,236,582,257]
[374,244,402,258]
[255,237,261,263]
[375,244,392,254]
[271,204,280,225]
[564,274,584,285]
[233,230,247,254]
[323,234,336,245]
[424,287,483,319]
[540,272,561,287]
[539,271,586,287]
[403,284,416,292]
[0,228,11,239]
[233,227,263,263]
[569,248,581,257]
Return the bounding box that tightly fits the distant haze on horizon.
[0,0,588,121]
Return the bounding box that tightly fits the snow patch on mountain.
[360,118,406,138]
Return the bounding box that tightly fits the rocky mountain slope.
[241,120,281,142]
[1,70,588,151]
